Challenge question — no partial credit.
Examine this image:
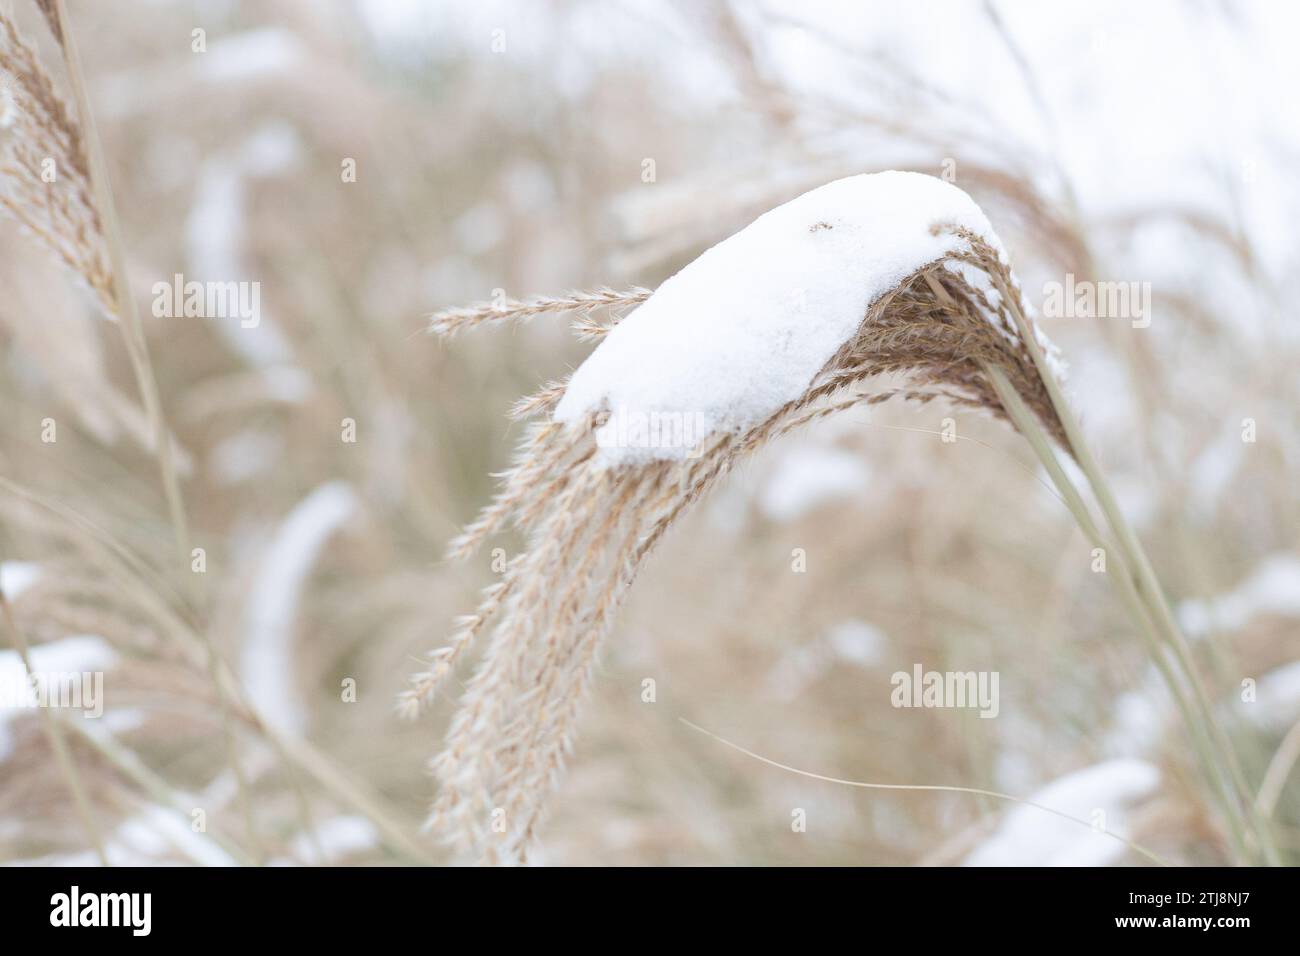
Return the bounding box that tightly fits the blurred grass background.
[0,0,1297,865]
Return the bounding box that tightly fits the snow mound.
[242,481,357,737]
[964,759,1160,867]
[0,635,117,763]
[1179,552,1300,637]
[1241,660,1300,733]
[555,171,1011,464]
[759,446,870,522]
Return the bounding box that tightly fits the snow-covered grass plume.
[414,171,1071,862]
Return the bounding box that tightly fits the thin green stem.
[1256,718,1300,820]
[985,365,1253,861]
[991,283,1278,864]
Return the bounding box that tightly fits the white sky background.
[344,0,1300,519]
[351,1,1300,452]
[355,0,1300,281]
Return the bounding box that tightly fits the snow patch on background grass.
[964,759,1160,867]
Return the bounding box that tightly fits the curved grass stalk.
[48,0,265,859]
[991,282,1280,865]
[680,717,1171,868]
[419,180,1278,865]
[56,712,255,867]
[985,365,1253,863]
[0,476,437,865]
[1256,718,1300,820]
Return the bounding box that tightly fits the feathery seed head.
[0,13,113,316]
[413,172,1071,862]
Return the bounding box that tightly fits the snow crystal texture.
[555,171,1005,463]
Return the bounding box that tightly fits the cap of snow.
[555,171,1011,464]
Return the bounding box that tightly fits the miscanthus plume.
[410,171,1083,863]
